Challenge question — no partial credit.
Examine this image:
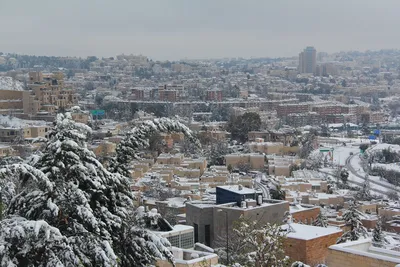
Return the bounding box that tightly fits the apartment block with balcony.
[158,84,186,102]
[23,72,78,116]
[0,90,24,115]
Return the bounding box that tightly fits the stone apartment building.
[276,103,311,117]
[0,116,51,142]
[0,90,24,114]
[158,84,186,102]
[23,72,78,116]
[225,153,266,171]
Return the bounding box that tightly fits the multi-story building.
[133,87,155,100]
[186,185,289,247]
[158,84,186,102]
[285,112,322,127]
[206,89,222,101]
[276,103,311,117]
[0,116,51,142]
[0,90,24,114]
[299,47,317,74]
[23,72,78,116]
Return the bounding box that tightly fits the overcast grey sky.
[1,0,399,60]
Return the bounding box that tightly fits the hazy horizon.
[1,0,400,61]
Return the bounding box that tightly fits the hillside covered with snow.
[0,76,25,91]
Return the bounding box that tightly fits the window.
[205,225,211,246]
[194,223,199,243]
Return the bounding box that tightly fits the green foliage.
[372,217,386,247]
[209,142,229,166]
[340,168,349,184]
[232,217,289,267]
[313,211,328,227]
[359,143,369,152]
[337,202,368,243]
[227,112,261,143]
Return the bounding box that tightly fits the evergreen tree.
[340,168,349,184]
[0,112,174,266]
[0,216,78,266]
[209,141,229,166]
[337,202,368,243]
[372,217,386,247]
[357,174,372,200]
[109,117,200,177]
[313,210,328,227]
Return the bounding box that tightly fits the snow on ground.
[0,76,24,91]
[321,167,390,195]
[332,146,359,166]
[349,153,397,191]
[316,144,358,166]
[372,163,400,172]
[369,143,400,153]
[317,141,393,195]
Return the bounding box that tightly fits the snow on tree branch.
[110,117,200,176]
[0,216,79,267]
[0,111,176,267]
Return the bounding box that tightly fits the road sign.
[90,110,105,116]
[320,148,334,152]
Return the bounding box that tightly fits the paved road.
[254,174,271,199]
[318,170,389,195]
[345,153,400,194]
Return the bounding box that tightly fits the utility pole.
[225,211,229,266]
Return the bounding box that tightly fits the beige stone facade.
[225,153,266,170]
[23,72,78,116]
[327,240,400,267]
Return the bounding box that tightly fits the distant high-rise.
[298,46,317,74]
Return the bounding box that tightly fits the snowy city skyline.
[2,0,400,60]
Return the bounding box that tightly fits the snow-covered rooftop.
[282,223,342,240]
[0,115,50,128]
[217,185,257,195]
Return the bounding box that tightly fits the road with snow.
[345,153,400,194]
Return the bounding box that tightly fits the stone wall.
[326,248,398,267]
[285,231,342,265]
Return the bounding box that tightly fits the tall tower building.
[298,46,317,74]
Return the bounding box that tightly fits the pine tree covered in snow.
[109,117,200,177]
[356,174,372,201]
[372,216,386,247]
[0,112,174,267]
[0,216,78,266]
[233,217,289,267]
[313,210,328,227]
[337,202,368,244]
